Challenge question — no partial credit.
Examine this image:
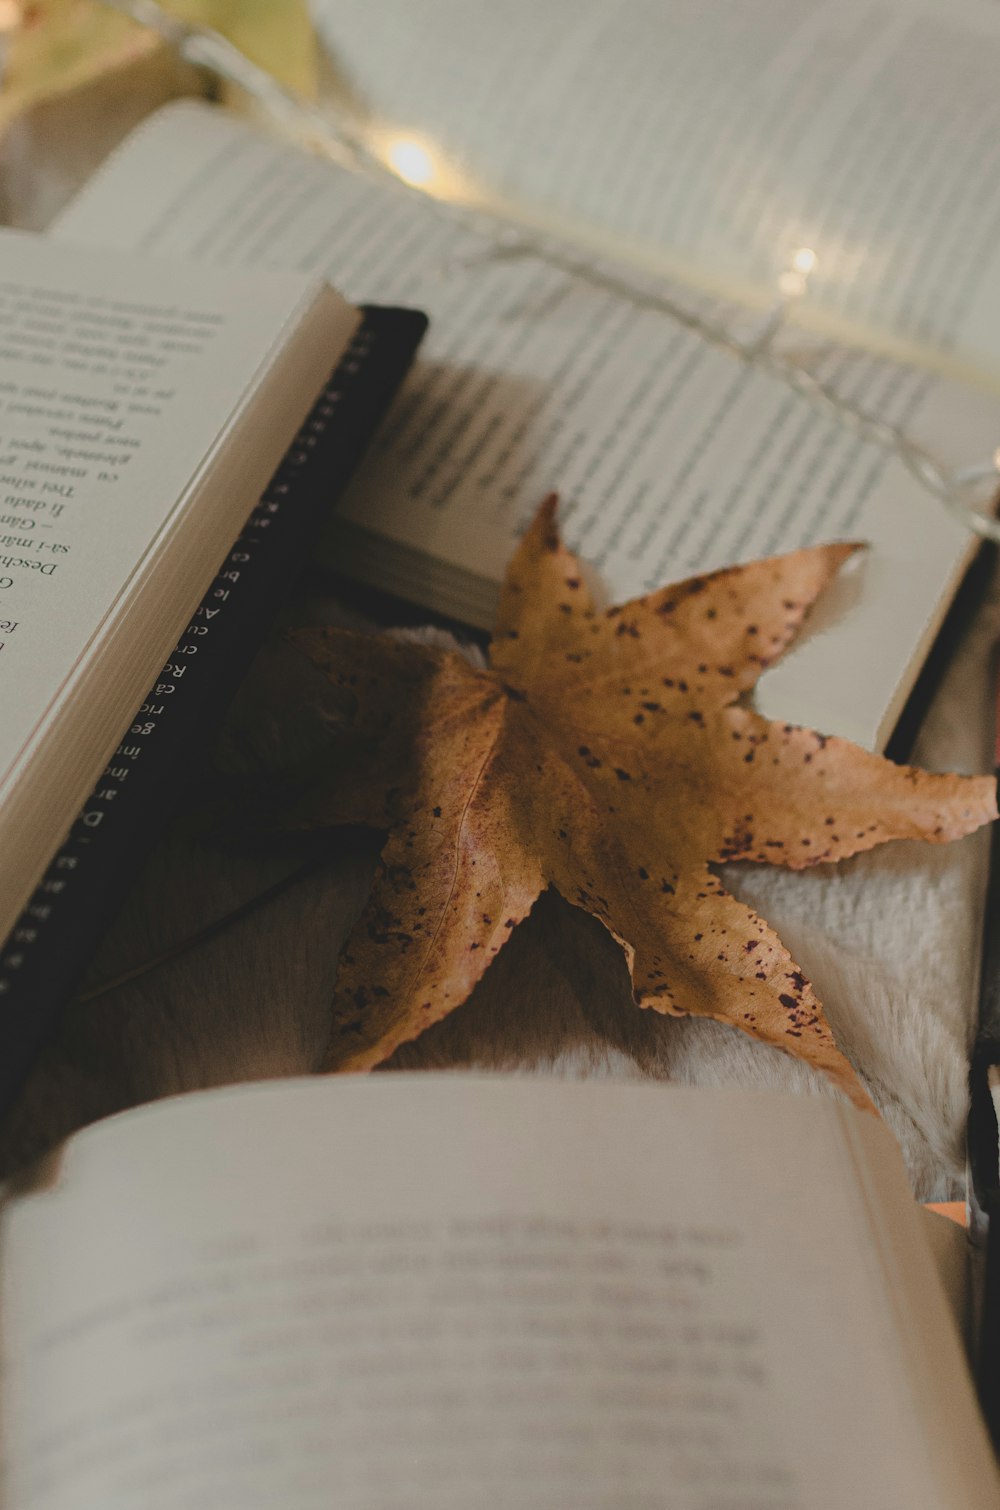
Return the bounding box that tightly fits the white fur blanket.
[0,64,995,1199]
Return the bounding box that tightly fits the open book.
[0,227,359,948]
[2,1073,997,1508]
[50,1,1000,752]
[310,0,1000,376]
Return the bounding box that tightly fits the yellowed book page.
[2,1075,996,1508]
[54,103,996,750]
[312,0,1000,381]
[0,232,311,784]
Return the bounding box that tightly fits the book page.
[312,0,1000,377]
[0,232,321,792]
[54,104,996,749]
[2,1076,995,1509]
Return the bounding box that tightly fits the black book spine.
[0,305,428,1113]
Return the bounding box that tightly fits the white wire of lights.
[103,0,1000,540]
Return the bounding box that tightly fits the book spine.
[0,306,428,1114]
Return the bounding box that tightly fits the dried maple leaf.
[291,497,996,1109]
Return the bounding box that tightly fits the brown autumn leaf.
[290,497,997,1110]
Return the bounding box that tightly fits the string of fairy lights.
[96,0,1000,541]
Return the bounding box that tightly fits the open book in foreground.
[0,226,359,949]
[2,1073,998,1508]
[52,0,1000,754]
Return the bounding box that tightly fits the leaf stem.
[74,849,332,1007]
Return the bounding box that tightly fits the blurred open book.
[49,0,1000,750]
[312,0,1000,382]
[4,1074,999,1507]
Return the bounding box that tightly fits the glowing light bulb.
[791,246,818,276]
[386,138,436,188]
